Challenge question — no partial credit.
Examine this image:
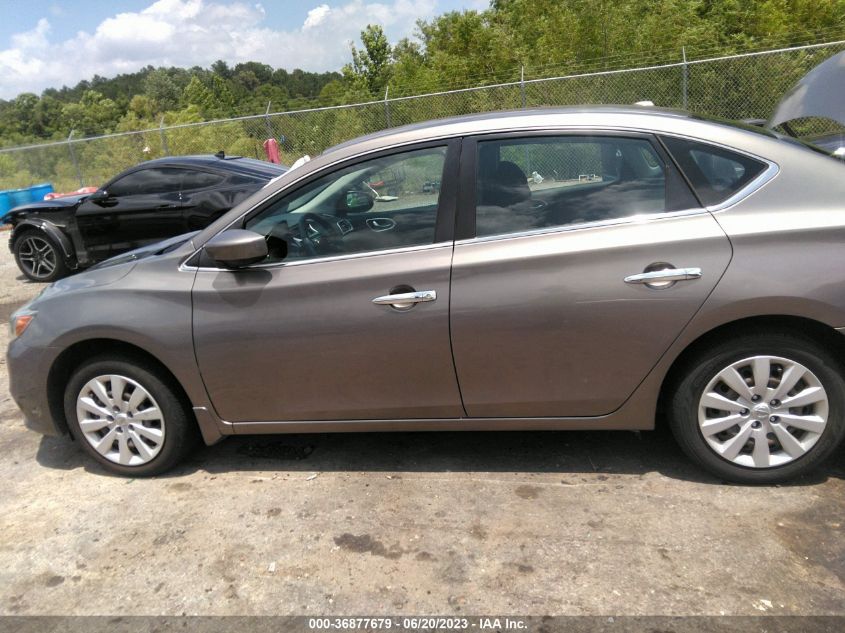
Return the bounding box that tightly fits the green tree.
[210,60,232,79]
[58,90,121,136]
[144,69,181,113]
[182,76,215,116]
[207,74,236,117]
[343,25,393,95]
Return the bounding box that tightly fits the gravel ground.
[0,239,843,617]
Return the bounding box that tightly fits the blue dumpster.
[29,183,54,201]
[8,188,34,208]
[0,191,11,218]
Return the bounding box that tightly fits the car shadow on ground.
[34,426,845,486]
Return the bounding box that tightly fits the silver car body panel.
[7,106,845,443]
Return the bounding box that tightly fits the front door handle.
[372,290,437,310]
[624,267,702,286]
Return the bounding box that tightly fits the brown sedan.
[7,106,845,482]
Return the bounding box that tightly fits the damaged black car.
[2,154,285,281]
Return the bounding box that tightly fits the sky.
[0,0,488,99]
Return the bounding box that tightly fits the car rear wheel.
[64,357,198,476]
[13,230,70,282]
[669,333,845,483]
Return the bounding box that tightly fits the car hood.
[1,194,87,223]
[24,231,200,309]
[14,194,87,211]
[90,231,200,270]
[769,50,845,130]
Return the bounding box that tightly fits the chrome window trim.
[181,240,451,273]
[181,124,779,268]
[457,130,779,246]
[454,207,709,247]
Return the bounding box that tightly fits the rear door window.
[473,135,672,238]
[660,136,767,207]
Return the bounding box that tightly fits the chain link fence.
[1,40,844,193]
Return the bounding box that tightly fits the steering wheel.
[297,212,341,256]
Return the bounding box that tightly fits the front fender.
[11,218,76,266]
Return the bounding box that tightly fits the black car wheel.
[13,230,70,282]
[669,332,845,484]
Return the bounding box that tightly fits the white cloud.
[11,18,51,51]
[0,0,438,99]
[303,4,331,29]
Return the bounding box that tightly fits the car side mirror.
[337,189,374,214]
[203,229,268,268]
[88,190,110,204]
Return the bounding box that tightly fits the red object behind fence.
[263,138,281,164]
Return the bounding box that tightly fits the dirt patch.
[469,524,487,540]
[334,533,403,559]
[776,494,845,584]
[43,575,65,588]
[514,485,542,499]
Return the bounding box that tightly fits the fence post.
[682,46,689,110]
[384,86,392,128]
[67,130,83,188]
[520,65,526,108]
[264,101,273,139]
[159,116,169,156]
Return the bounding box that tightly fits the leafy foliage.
[0,61,341,148]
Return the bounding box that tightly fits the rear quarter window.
[660,136,767,207]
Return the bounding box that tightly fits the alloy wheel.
[17,235,57,280]
[76,374,166,466]
[698,355,828,468]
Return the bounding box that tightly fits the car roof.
[323,105,692,154]
[134,155,286,179]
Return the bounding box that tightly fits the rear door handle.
[372,290,437,309]
[624,267,702,285]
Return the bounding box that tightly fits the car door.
[450,131,733,418]
[76,167,184,258]
[191,140,464,423]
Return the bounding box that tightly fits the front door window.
[244,146,448,263]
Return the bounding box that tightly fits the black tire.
[64,356,199,477]
[668,332,845,484]
[13,229,70,282]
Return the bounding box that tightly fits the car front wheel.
[64,357,198,476]
[13,230,70,282]
[669,332,845,483]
